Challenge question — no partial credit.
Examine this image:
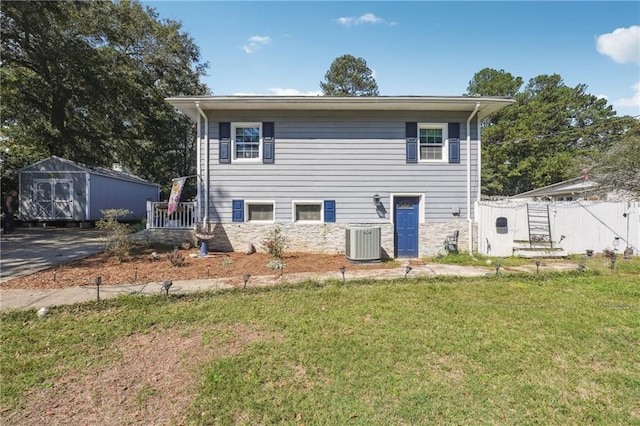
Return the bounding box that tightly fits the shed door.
[33,179,74,219]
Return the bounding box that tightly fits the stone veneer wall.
[204,223,396,259]
[419,222,478,256]
[131,229,197,248]
[135,222,478,257]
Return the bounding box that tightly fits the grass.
[2,271,640,424]
[427,251,640,272]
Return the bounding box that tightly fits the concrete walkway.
[1,262,496,312]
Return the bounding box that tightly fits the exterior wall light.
[373,194,381,206]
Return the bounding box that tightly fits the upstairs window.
[233,123,261,161]
[419,124,447,162]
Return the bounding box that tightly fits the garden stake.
[535,260,541,274]
[404,265,412,279]
[243,273,250,289]
[95,276,102,301]
[339,266,346,283]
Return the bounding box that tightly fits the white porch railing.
[146,201,197,229]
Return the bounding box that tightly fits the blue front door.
[394,196,419,257]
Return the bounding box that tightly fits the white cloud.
[249,35,271,44]
[596,26,640,64]
[268,88,323,96]
[233,88,323,96]
[334,13,390,27]
[612,82,640,112]
[335,17,354,27]
[242,35,271,54]
[356,13,383,25]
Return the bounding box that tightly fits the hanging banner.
[167,177,187,214]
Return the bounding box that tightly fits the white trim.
[245,200,275,223]
[417,123,448,163]
[166,96,515,121]
[390,193,425,225]
[466,103,480,254]
[291,200,324,223]
[477,117,482,206]
[85,172,90,220]
[196,102,208,225]
[232,122,262,163]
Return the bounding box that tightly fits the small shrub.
[167,247,186,267]
[261,225,288,259]
[96,208,133,262]
[130,219,147,233]
[221,257,234,268]
[267,259,286,276]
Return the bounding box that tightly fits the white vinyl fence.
[477,200,639,257]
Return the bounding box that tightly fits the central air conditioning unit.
[345,226,381,262]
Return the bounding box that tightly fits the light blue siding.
[202,110,480,224]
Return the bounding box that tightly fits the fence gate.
[33,179,74,220]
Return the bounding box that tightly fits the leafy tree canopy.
[0,0,209,196]
[589,118,640,197]
[468,68,623,196]
[320,54,379,96]
[466,68,523,98]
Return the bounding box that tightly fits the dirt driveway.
[0,227,106,283]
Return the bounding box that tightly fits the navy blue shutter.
[448,122,460,164]
[406,122,418,163]
[263,122,275,164]
[324,200,336,223]
[219,122,231,163]
[232,199,244,222]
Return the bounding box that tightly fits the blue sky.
[145,1,640,117]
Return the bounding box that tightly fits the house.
[165,96,514,258]
[18,156,160,223]
[510,176,635,203]
[509,176,599,201]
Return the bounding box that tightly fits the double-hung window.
[419,124,447,162]
[233,123,261,161]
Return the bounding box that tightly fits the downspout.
[477,115,482,204]
[466,103,480,254]
[86,172,90,221]
[195,102,209,227]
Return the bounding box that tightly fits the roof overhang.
[165,96,515,121]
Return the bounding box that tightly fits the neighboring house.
[165,96,514,258]
[18,156,160,223]
[510,176,635,202]
[509,176,599,201]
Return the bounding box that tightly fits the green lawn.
[2,271,639,424]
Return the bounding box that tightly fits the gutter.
[195,102,209,227]
[466,103,481,254]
